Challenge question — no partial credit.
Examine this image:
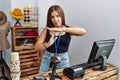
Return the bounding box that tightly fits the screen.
[87,39,115,64]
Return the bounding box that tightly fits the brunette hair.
[46,5,66,28]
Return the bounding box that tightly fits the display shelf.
[11,27,40,77]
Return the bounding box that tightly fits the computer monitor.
[87,39,115,70]
[63,39,115,79]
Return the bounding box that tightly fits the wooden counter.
[21,64,119,80]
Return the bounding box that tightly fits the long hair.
[46,5,66,28]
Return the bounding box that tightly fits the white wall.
[1,0,120,78]
[0,0,11,67]
[54,0,120,78]
[53,0,120,67]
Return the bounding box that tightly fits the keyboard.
[70,62,91,69]
[70,60,102,70]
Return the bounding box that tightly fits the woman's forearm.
[62,27,86,36]
[46,26,86,36]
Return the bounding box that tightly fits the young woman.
[35,5,86,73]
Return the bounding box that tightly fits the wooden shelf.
[21,64,119,80]
[14,45,34,51]
[11,27,41,78]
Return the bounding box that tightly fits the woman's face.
[51,11,62,27]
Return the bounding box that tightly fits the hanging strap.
[54,32,62,54]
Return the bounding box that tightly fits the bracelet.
[43,43,47,49]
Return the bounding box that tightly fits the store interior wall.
[53,0,120,65]
[1,0,120,78]
[0,0,11,68]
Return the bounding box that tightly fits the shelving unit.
[11,27,40,77]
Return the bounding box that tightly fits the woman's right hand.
[45,32,57,48]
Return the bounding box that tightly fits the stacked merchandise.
[31,6,39,27]
[23,6,39,27]
[23,7,31,27]
[10,52,21,80]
